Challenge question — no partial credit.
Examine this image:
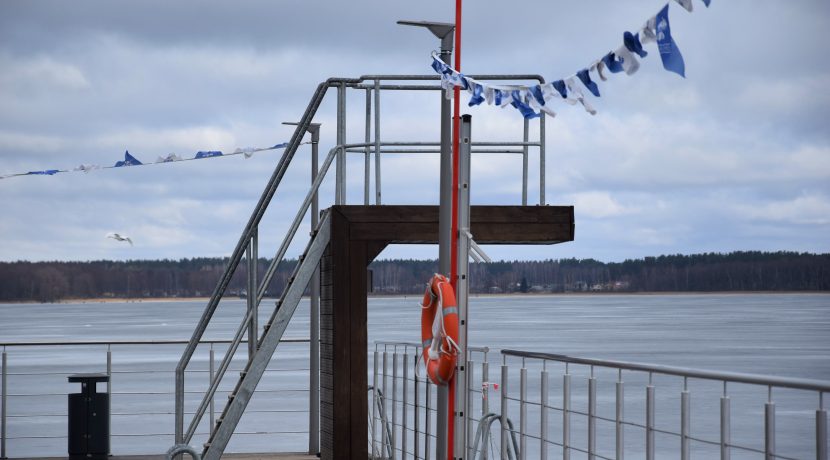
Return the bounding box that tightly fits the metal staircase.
[173,71,549,459]
[172,77,357,460]
[202,213,330,458]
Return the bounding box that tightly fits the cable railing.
[0,339,309,458]
[370,341,492,460]
[370,343,830,460]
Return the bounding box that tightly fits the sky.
[0,0,828,263]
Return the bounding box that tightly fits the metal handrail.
[174,76,357,446]
[255,145,338,305]
[183,146,338,443]
[501,349,830,393]
[500,349,829,460]
[368,344,829,460]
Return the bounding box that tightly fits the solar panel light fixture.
[397,20,455,57]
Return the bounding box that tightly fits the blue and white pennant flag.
[430,1,705,118]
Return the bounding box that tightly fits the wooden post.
[318,205,574,459]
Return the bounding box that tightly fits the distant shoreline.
[1,291,828,304]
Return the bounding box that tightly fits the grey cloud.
[1,0,828,262]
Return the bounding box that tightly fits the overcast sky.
[1,0,828,263]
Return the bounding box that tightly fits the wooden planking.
[319,239,335,460]
[342,205,574,244]
[347,239,369,459]
[329,208,351,457]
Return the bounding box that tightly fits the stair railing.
[174,72,551,452]
[181,142,341,444]
[174,77,361,447]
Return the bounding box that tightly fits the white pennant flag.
[614,45,641,75]
[565,78,597,115]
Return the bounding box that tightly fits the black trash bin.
[67,373,109,460]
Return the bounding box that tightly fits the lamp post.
[397,20,455,460]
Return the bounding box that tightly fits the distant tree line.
[0,251,827,302]
[0,258,297,303]
[371,251,830,294]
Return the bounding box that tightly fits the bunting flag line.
[0,142,297,180]
[430,0,709,119]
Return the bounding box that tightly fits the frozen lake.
[1,293,828,458]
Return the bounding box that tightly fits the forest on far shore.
[0,251,827,302]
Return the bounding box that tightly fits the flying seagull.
[106,233,133,246]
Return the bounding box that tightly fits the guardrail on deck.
[0,339,309,458]
[371,343,829,460]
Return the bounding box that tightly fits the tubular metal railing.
[371,341,493,460]
[370,343,830,460]
[499,350,829,460]
[0,339,309,458]
[173,72,549,457]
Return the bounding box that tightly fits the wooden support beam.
[319,205,573,459]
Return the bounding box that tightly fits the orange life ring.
[420,274,459,386]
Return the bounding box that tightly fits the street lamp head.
[397,20,455,40]
[397,20,455,54]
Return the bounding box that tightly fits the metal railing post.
[414,353,421,460]
[681,378,690,460]
[521,118,528,206]
[467,359,475,460]
[309,122,321,456]
[501,362,509,460]
[766,386,775,460]
[374,79,382,205]
[646,375,655,460]
[247,229,258,360]
[520,362,527,460]
[107,345,112,456]
[336,83,346,204]
[588,369,596,460]
[563,368,571,460]
[2,349,7,460]
[210,346,215,435]
[426,381,432,460]
[382,351,389,455]
[393,352,399,459]
[721,382,730,460]
[403,352,409,459]
[539,114,545,205]
[481,361,489,460]
[541,366,549,460]
[364,88,371,205]
[818,392,827,460]
[616,370,624,460]
[372,350,379,455]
